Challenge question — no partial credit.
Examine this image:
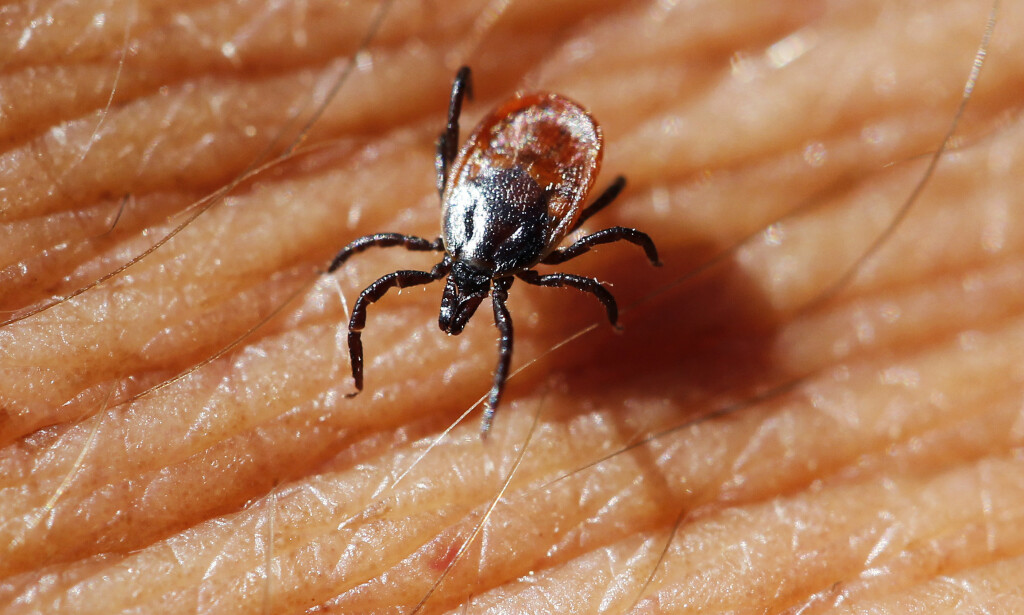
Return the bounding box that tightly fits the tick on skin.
[328,66,661,434]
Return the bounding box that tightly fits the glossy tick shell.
[441,93,603,276]
[330,66,660,434]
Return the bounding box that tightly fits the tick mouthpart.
[439,261,491,335]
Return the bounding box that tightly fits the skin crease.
[2,0,1024,613]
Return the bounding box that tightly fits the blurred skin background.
[2,0,1024,612]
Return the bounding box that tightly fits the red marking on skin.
[429,539,462,571]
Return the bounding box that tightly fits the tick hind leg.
[347,259,451,395]
[516,270,621,330]
[327,233,444,273]
[435,66,473,196]
[542,226,661,267]
[569,175,626,233]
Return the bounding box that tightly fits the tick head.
[439,261,491,335]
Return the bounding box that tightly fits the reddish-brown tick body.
[441,93,602,276]
[328,67,661,434]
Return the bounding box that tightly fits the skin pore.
[2,0,1024,612]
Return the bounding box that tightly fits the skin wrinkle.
[1,0,1024,613]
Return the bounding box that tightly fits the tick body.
[329,67,661,434]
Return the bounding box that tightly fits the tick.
[328,66,661,434]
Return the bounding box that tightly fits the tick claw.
[346,390,360,398]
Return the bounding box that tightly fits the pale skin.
[2,0,1024,613]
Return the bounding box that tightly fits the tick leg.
[347,262,450,396]
[327,234,444,273]
[569,175,626,233]
[481,276,514,435]
[435,66,474,196]
[516,270,620,330]
[542,226,662,267]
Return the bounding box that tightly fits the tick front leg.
[327,233,444,273]
[542,226,662,267]
[347,264,450,396]
[481,277,514,435]
[516,270,621,329]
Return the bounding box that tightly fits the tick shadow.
[512,236,805,503]
[526,237,790,396]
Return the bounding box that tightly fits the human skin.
[2,0,1024,613]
